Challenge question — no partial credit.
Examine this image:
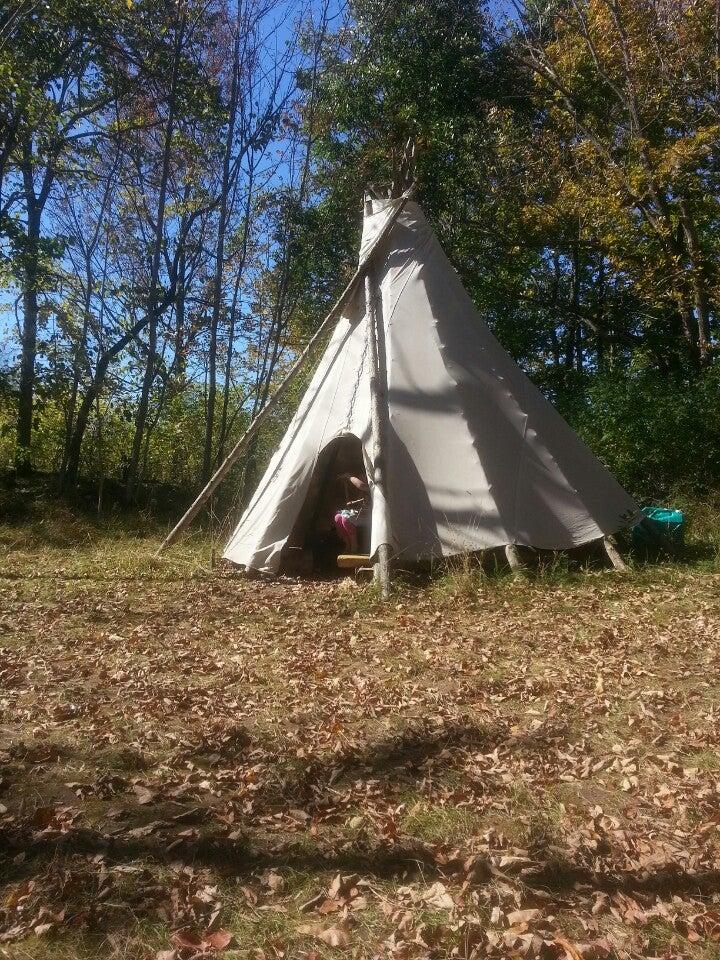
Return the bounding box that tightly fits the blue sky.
[0,0,522,376]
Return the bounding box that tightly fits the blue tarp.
[633,506,685,546]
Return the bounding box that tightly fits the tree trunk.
[217,165,255,464]
[243,1,327,430]
[63,354,111,489]
[565,242,581,371]
[60,197,197,493]
[217,302,236,466]
[16,159,41,473]
[60,149,117,480]
[595,256,606,369]
[61,271,93,479]
[126,316,156,501]
[16,253,38,472]
[61,277,181,493]
[203,316,218,485]
[677,197,712,363]
[202,26,240,484]
[124,9,185,499]
[174,239,187,386]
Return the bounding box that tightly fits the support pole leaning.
[157,185,415,555]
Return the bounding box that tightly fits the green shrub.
[570,367,720,502]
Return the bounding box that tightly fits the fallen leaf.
[421,882,455,911]
[299,922,352,948]
[264,871,284,893]
[507,908,542,928]
[205,930,233,950]
[317,923,351,948]
[133,785,157,805]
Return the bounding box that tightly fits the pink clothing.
[334,511,357,547]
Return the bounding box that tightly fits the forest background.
[1,0,719,532]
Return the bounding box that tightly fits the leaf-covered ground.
[1,526,720,960]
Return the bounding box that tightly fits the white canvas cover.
[224,199,639,573]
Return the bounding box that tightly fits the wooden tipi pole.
[504,543,525,575]
[364,196,392,599]
[158,185,415,555]
[602,535,628,571]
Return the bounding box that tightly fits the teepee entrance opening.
[281,434,369,576]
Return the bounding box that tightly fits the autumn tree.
[0,0,129,471]
[515,0,719,369]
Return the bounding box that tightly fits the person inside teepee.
[334,473,370,553]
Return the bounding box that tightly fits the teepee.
[161,192,639,588]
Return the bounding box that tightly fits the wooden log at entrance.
[157,185,415,555]
[337,553,372,570]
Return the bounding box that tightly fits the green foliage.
[0,386,250,498]
[573,367,720,501]
[513,0,720,369]
[285,0,720,512]
[299,0,505,300]
[0,0,718,517]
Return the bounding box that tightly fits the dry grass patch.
[1,525,720,959]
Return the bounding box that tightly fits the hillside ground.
[1,498,719,960]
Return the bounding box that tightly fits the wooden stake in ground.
[602,535,628,571]
[364,251,392,600]
[157,186,415,555]
[504,543,525,575]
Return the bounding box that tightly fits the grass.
[400,802,486,843]
[1,499,720,958]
